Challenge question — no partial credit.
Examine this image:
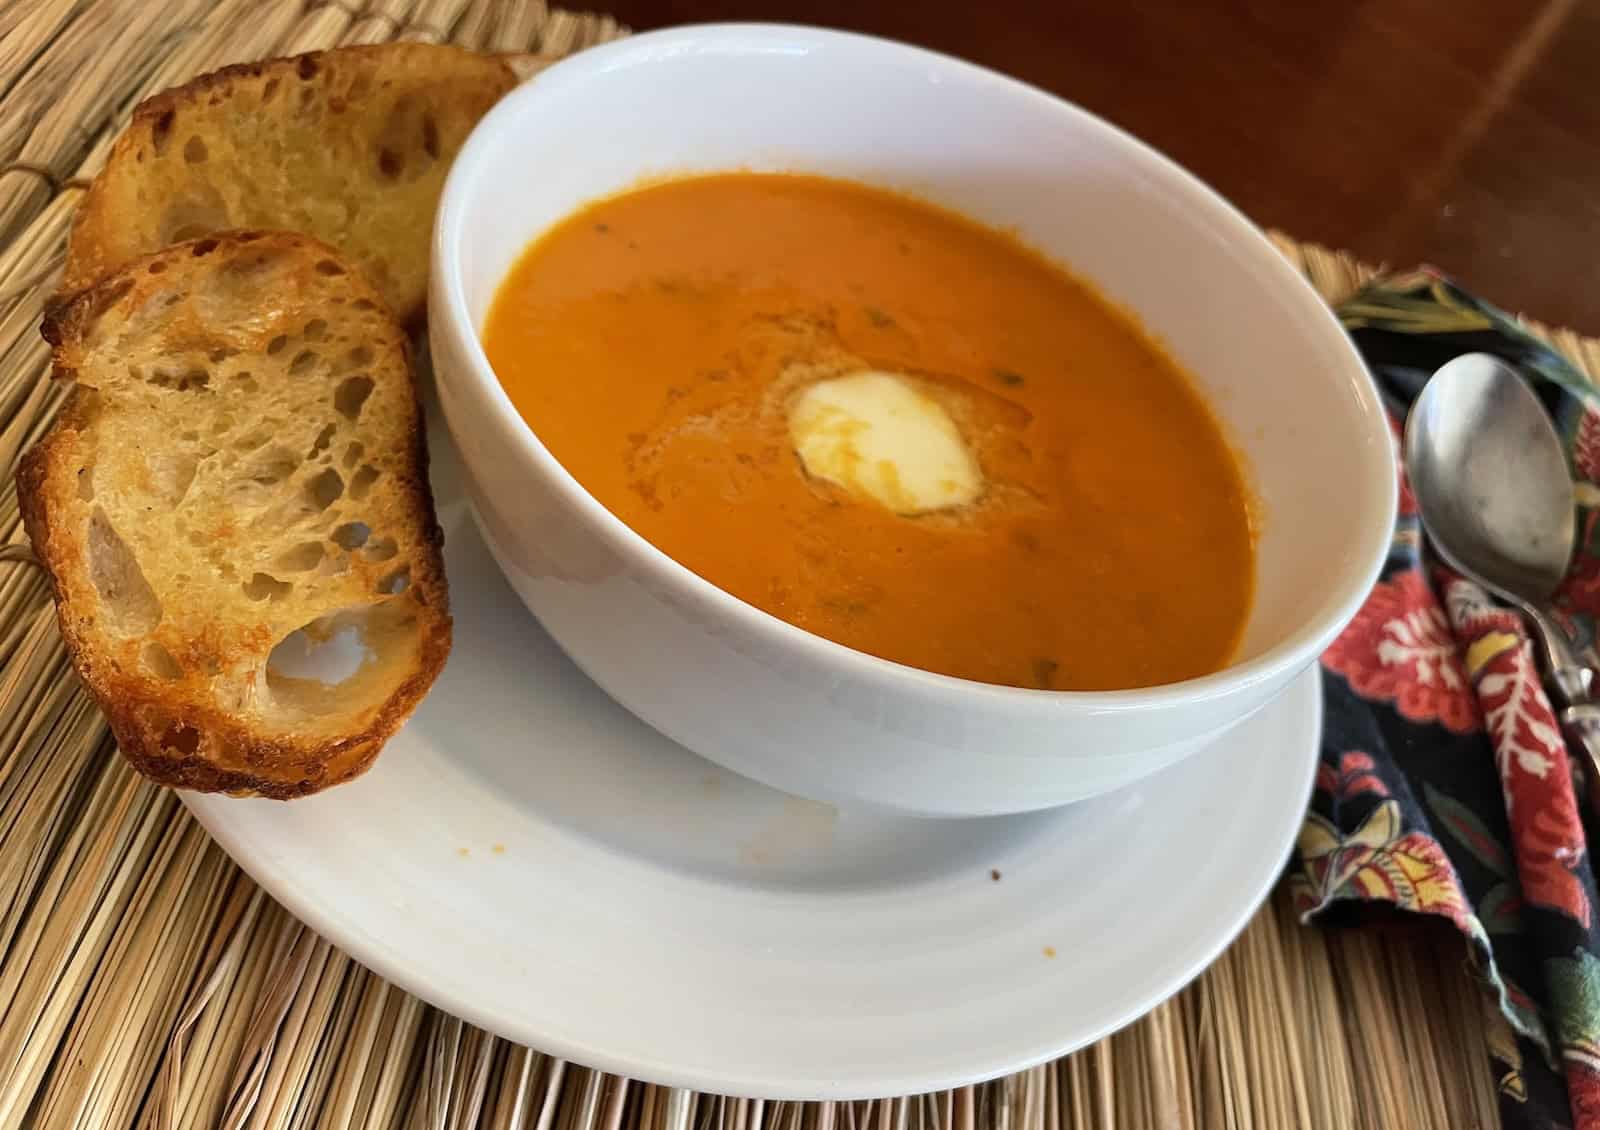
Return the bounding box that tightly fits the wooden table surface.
[604,0,1600,334]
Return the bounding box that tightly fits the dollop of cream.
[788,371,982,514]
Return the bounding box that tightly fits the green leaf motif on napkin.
[1544,950,1600,1069]
[1339,271,1494,334]
[1481,882,1526,937]
[1425,781,1512,878]
[1340,267,1600,409]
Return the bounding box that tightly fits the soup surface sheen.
[483,173,1253,691]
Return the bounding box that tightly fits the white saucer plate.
[183,419,1322,1100]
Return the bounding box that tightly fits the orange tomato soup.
[483,173,1253,691]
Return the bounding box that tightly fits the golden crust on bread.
[62,43,516,324]
[23,231,451,797]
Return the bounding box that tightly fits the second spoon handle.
[1561,703,1600,820]
[1524,603,1600,817]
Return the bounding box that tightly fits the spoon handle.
[1528,605,1594,703]
[1525,605,1600,813]
[1559,704,1600,817]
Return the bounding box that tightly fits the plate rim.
[182,666,1320,1100]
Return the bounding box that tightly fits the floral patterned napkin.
[1291,270,1600,1130]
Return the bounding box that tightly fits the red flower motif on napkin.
[1322,570,1479,733]
[1315,751,1388,800]
[1519,804,1592,927]
[1476,647,1566,792]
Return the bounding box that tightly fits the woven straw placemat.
[0,1,1548,1127]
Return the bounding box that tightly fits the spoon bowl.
[1405,352,1575,605]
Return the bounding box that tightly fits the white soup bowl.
[429,24,1395,816]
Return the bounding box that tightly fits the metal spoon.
[1406,352,1600,809]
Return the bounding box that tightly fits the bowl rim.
[432,21,1397,713]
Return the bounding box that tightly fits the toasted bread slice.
[62,43,516,324]
[21,231,451,797]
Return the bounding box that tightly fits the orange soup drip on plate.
[483,173,1254,691]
